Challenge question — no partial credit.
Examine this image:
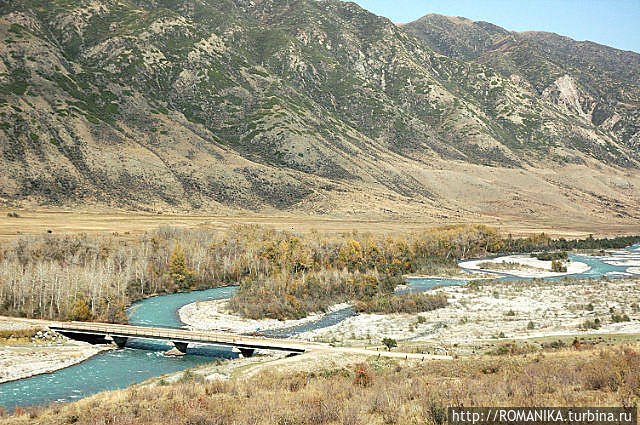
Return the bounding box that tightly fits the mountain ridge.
[403,13,640,146]
[402,14,640,55]
[0,1,638,224]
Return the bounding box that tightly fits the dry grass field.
[3,341,640,424]
[2,208,640,242]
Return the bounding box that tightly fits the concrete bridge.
[49,322,323,357]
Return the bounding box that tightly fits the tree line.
[0,224,638,322]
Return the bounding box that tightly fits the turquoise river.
[1,245,639,410]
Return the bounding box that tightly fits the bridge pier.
[237,347,255,358]
[110,335,128,348]
[172,341,189,354]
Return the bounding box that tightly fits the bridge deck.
[49,322,324,353]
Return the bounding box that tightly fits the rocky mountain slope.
[0,0,638,223]
[403,14,640,152]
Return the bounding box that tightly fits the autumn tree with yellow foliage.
[69,297,92,321]
[168,243,194,291]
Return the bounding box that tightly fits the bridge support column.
[172,341,189,354]
[111,336,128,348]
[237,347,255,358]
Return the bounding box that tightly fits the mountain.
[0,1,638,224]
[402,14,640,153]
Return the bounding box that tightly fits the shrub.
[69,298,92,321]
[178,369,203,383]
[490,342,538,356]
[0,328,39,339]
[353,363,373,387]
[466,280,481,290]
[7,212,20,218]
[14,406,28,415]
[581,348,639,392]
[426,400,447,425]
[582,318,601,330]
[545,339,567,349]
[533,251,568,261]
[356,293,447,314]
[612,314,630,323]
[382,338,397,351]
[551,260,567,273]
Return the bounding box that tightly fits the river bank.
[175,268,640,348]
[0,318,112,384]
[0,344,113,384]
[294,277,640,345]
[459,254,591,278]
[178,299,351,334]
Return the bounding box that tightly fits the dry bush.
[356,292,448,314]
[353,363,373,388]
[204,379,230,395]
[582,347,640,392]
[0,328,40,339]
[489,342,539,356]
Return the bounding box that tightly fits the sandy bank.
[459,255,590,278]
[606,260,640,267]
[0,318,113,384]
[0,342,112,384]
[178,299,351,334]
[607,271,633,277]
[296,277,640,346]
[404,274,497,280]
